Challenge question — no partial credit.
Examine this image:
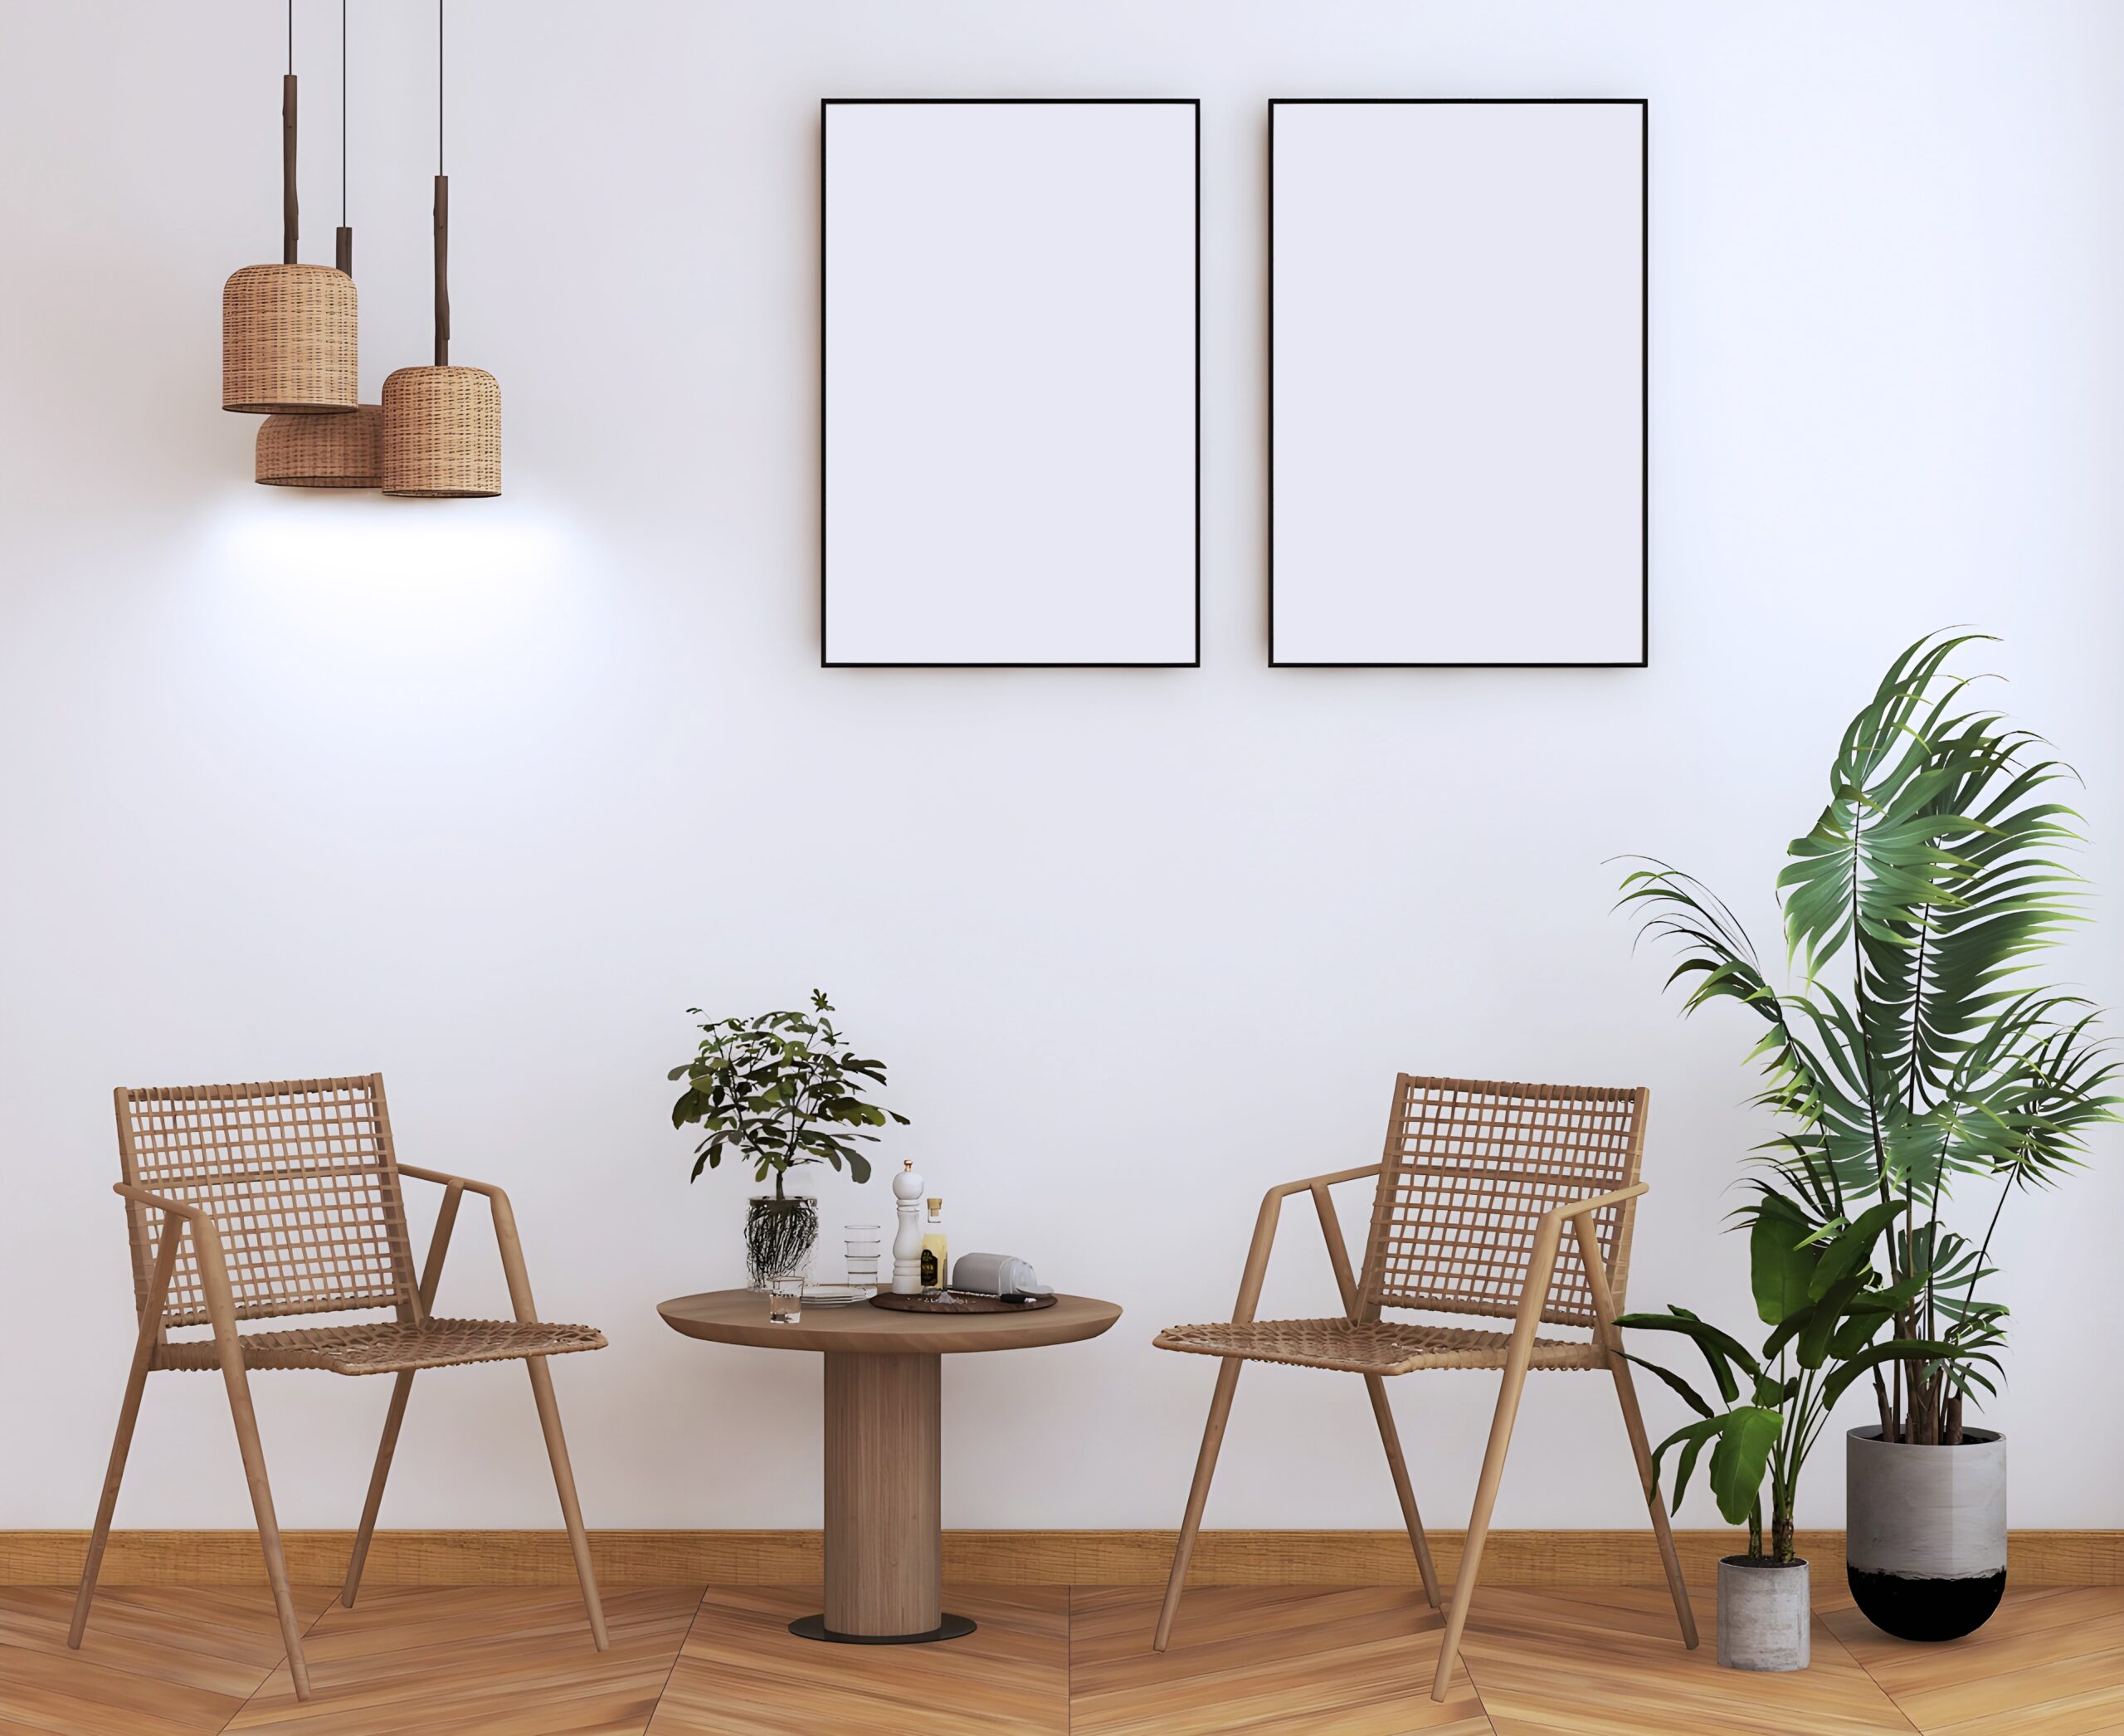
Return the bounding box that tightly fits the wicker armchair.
[1152,1075,1698,1700]
[68,1075,609,1701]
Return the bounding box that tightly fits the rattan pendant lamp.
[257,1,382,487]
[223,1,358,417]
[382,0,500,498]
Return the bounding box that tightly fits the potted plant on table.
[1618,1193,1983,1670]
[670,991,911,1288]
[1622,632,2118,1641]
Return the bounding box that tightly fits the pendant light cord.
[340,0,347,227]
[280,1,298,264]
[432,0,450,364]
[334,0,353,275]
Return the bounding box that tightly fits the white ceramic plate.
[800,1284,870,1307]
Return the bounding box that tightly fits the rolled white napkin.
[949,1251,1054,1297]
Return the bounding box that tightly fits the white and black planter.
[1845,1426,2006,1641]
[1717,1555,1810,1671]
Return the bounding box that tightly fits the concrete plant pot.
[1717,1555,1811,1671]
[1846,1426,2007,1641]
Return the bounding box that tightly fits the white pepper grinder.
[891,1159,926,1295]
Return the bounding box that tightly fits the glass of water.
[766,1265,804,1324]
[844,1224,882,1295]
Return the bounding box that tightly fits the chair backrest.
[1356,1075,1648,1329]
[114,1075,419,1330]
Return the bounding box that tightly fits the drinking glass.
[767,1265,804,1324]
[844,1224,882,1294]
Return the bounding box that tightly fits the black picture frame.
[821,97,1203,671]
[1266,97,1649,670]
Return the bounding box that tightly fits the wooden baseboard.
[2,1528,2116,1587]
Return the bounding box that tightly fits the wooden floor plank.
[0,1585,337,1736]
[1457,1582,1918,1736]
[1069,1584,1493,1734]
[646,1585,1067,1736]
[5,1578,2124,1731]
[226,1586,698,1735]
[1824,1588,2124,1734]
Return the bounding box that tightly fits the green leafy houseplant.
[670,991,910,1195]
[1622,632,2117,1447]
[1618,1194,1980,1563]
[670,992,910,1286]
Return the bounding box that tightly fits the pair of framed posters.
[821,98,1646,669]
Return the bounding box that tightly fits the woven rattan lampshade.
[256,402,382,487]
[224,264,358,416]
[380,8,501,499]
[381,366,499,497]
[222,56,358,417]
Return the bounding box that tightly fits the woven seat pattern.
[1154,1315,1607,1375]
[157,1316,607,1376]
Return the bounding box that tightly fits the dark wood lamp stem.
[432,174,451,366]
[281,74,299,265]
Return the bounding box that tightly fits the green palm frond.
[1624,631,2119,1443]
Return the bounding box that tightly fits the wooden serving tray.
[869,1290,1057,1314]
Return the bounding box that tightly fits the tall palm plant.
[1622,633,2117,1445]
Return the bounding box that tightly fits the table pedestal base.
[788,1612,978,1645]
[821,1349,966,1641]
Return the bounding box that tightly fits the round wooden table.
[658,1289,1122,1643]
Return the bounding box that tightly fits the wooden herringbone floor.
[2,1579,2119,1734]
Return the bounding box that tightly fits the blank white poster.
[1270,100,1646,666]
[823,100,1199,666]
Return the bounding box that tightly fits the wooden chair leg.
[1608,1354,1699,1648]
[216,1348,311,1700]
[1364,1374,1441,1609]
[1153,1357,1241,1651]
[1430,1353,1533,1702]
[73,1211,182,1649]
[68,1354,154,1648]
[525,1356,609,1651]
[1571,1212,1698,1651]
[343,1369,417,1607]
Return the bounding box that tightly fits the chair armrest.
[1514,1183,1650,1353]
[397,1162,509,1203]
[393,1164,538,1324]
[1539,1182,1647,1231]
[112,1183,236,1322]
[1228,1164,1384,1324]
[1261,1163,1381,1202]
[114,1181,215,1223]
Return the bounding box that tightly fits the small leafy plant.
[1618,1193,1982,1563]
[670,991,909,1197]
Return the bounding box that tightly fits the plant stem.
[1957,1169,2013,1347]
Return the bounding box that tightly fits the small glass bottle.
[919,1197,948,1291]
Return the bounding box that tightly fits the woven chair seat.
[158,1316,607,1376]
[1153,1316,1610,1376]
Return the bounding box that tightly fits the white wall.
[2,0,2120,1536]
